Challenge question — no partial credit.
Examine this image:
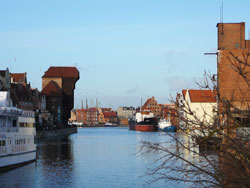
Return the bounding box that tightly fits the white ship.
[0,91,36,171]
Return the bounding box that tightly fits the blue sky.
[1,0,250,109]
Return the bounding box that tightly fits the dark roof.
[0,71,6,77]
[42,81,62,96]
[42,67,79,78]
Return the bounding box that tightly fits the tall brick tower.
[42,67,79,126]
[217,22,250,113]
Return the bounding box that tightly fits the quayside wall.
[36,127,77,139]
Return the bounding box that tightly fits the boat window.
[0,140,6,146]
[0,117,6,127]
[7,117,11,127]
[13,119,17,127]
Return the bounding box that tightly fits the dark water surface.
[0,127,187,188]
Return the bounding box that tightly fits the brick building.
[76,109,87,124]
[86,107,98,125]
[141,96,161,117]
[103,111,118,124]
[216,22,250,124]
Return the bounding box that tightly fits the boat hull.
[158,125,176,132]
[129,124,157,132]
[0,150,36,172]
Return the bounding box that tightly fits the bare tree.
[140,52,250,188]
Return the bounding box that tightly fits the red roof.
[10,73,27,83]
[188,90,217,103]
[182,90,187,98]
[42,81,62,96]
[103,111,117,118]
[42,67,79,78]
[101,108,112,112]
[142,96,157,110]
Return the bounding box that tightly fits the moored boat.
[129,117,158,132]
[0,91,36,172]
[158,119,176,132]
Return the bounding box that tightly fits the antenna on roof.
[220,2,224,34]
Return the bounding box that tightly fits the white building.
[178,89,217,130]
[117,106,135,119]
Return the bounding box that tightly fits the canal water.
[0,127,187,188]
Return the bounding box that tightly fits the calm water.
[0,127,187,188]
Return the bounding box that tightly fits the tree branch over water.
[140,52,250,188]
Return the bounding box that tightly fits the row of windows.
[19,123,35,127]
[0,140,6,146]
[15,139,26,145]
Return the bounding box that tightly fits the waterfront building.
[141,96,161,117]
[117,106,135,119]
[86,107,98,125]
[97,108,105,124]
[217,22,250,119]
[69,109,77,122]
[177,89,217,130]
[103,111,117,124]
[76,109,87,124]
[42,67,79,127]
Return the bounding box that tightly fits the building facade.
[217,22,250,113]
[117,106,135,119]
[42,67,79,126]
[141,96,161,117]
[178,89,217,129]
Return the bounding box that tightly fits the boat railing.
[0,127,18,133]
[22,110,35,118]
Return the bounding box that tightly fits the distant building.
[10,73,27,84]
[97,108,105,124]
[0,68,11,91]
[141,96,161,117]
[69,109,77,122]
[117,106,135,119]
[76,109,87,124]
[42,67,79,127]
[86,107,99,125]
[103,111,117,124]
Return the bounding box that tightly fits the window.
[0,140,6,146]
[13,119,17,127]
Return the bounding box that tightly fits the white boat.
[0,91,36,171]
[104,122,117,127]
[158,119,176,132]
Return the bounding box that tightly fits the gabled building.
[76,109,87,124]
[10,73,27,84]
[177,89,217,129]
[141,96,161,117]
[42,67,79,126]
[86,107,98,125]
[42,80,63,126]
